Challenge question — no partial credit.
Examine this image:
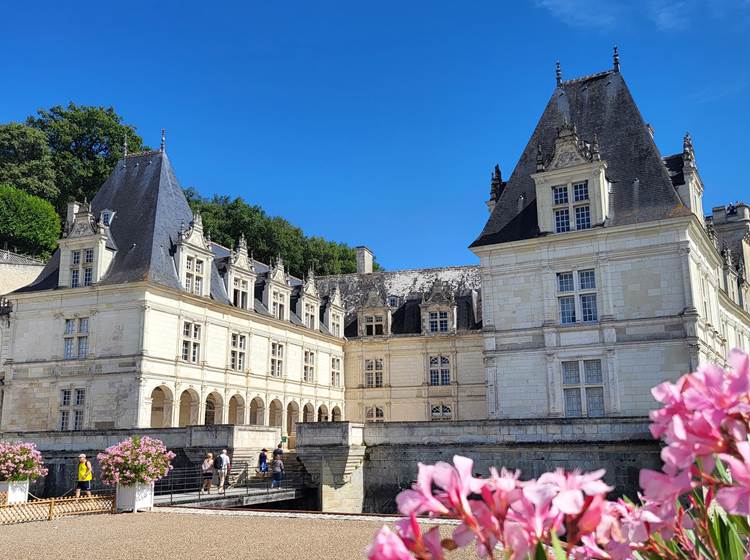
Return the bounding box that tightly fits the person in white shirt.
[217,449,231,490]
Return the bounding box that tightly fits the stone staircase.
[228,449,309,488]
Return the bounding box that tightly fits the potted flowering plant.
[0,441,48,504]
[97,436,175,512]
[367,349,750,559]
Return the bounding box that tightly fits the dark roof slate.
[471,70,690,247]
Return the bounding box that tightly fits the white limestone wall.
[0,263,44,296]
[344,333,485,422]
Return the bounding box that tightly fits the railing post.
[48,498,55,521]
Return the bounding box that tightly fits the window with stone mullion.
[562,359,605,417]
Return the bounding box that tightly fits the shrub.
[367,349,750,559]
[97,436,175,486]
[0,183,59,258]
[0,441,48,481]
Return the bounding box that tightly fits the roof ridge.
[318,264,480,280]
[561,70,614,85]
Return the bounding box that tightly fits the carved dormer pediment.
[362,288,385,309]
[230,233,254,271]
[269,256,288,285]
[179,213,211,251]
[543,122,599,172]
[303,269,319,299]
[66,203,100,239]
[328,285,343,308]
[422,280,454,306]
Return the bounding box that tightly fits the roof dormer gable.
[178,213,212,252]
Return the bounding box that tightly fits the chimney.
[356,246,374,274]
[66,200,81,227]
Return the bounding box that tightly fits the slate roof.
[316,266,482,336]
[663,153,685,187]
[471,70,691,247]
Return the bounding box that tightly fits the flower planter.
[0,479,29,504]
[115,482,154,512]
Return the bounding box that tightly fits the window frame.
[303,350,316,383]
[63,317,89,360]
[331,356,342,387]
[59,387,85,431]
[181,320,201,363]
[364,358,384,388]
[552,180,592,233]
[270,341,285,377]
[556,269,598,325]
[428,355,451,386]
[365,406,385,423]
[561,359,605,417]
[229,332,247,371]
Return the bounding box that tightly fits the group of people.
[257,443,285,488]
[200,449,232,493]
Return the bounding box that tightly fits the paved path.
[1,511,476,559]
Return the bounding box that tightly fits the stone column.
[546,353,562,416]
[605,349,621,414]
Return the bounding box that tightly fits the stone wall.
[0,262,44,296]
[1,424,280,497]
[297,419,661,514]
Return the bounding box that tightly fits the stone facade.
[0,250,44,295]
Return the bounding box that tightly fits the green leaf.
[533,542,548,560]
[550,531,567,560]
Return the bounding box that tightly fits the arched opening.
[178,389,200,427]
[250,397,265,425]
[149,386,174,428]
[332,406,342,422]
[269,399,283,428]
[204,392,223,425]
[286,401,299,448]
[228,394,245,425]
[317,404,329,422]
[303,403,315,423]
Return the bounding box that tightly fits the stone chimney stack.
[66,200,81,229]
[356,246,374,274]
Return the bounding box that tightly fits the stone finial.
[683,132,695,167]
[555,60,562,86]
[536,143,545,172]
[160,129,166,152]
[613,45,620,72]
[489,164,503,202]
[237,232,248,253]
[592,133,601,161]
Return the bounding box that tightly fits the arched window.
[365,406,384,423]
[430,404,452,421]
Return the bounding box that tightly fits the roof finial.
[613,45,620,72]
[123,135,128,158]
[555,60,562,86]
[160,129,166,152]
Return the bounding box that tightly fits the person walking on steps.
[201,452,215,494]
[271,455,284,489]
[75,454,93,498]
[216,449,231,491]
[258,448,269,476]
[272,443,284,460]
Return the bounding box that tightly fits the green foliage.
[0,184,60,258]
[0,123,57,199]
[27,102,147,210]
[184,188,373,278]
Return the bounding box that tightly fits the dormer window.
[331,313,342,337]
[69,247,94,287]
[72,250,81,266]
[304,302,317,329]
[272,290,286,320]
[84,248,94,263]
[552,181,591,233]
[387,296,400,307]
[429,311,449,333]
[364,315,384,336]
[233,277,249,309]
[101,210,112,227]
[184,256,205,296]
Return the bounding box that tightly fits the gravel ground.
[1,510,479,559]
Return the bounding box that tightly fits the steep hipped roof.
[471,70,690,247]
[18,150,191,292]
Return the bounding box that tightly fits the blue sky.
[2,1,748,270]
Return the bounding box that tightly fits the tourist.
[258,448,269,475]
[272,443,284,459]
[271,455,284,488]
[75,454,93,498]
[217,449,231,490]
[201,452,214,493]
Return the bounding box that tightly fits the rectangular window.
[63,317,89,359]
[575,205,591,230]
[272,291,286,320]
[557,272,574,292]
[230,333,246,371]
[573,181,589,202]
[64,338,75,360]
[195,259,203,274]
[185,274,193,293]
[84,248,94,263]
[331,314,342,337]
[555,208,570,233]
[73,409,85,431]
[181,321,200,363]
[562,359,605,417]
[59,388,85,431]
[75,388,86,407]
[305,303,316,329]
[331,357,342,387]
[558,296,576,324]
[65,319,75,335]
[77,336,88,358]
[578,269,596,290]
[429,355,451,385]
[79,318,89,333]
[71,269,80,288]
[429,311,449,333]
[194,276,203,296]
[270,342,284,377]
[552,186,569,205]
[186,256,194,270]
[83,268,93,287]
[59,410,69,431]
[303,350,315,383]
[365,359,384,388]
[233,278,249,309]
[61,389,72,407]
[364,315,384,336]
[72,250,81,266]
[580,294,598,322]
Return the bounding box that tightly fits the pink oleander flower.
[638,468,692,503]
[536,468,613,515]
[717,440,750,515]
[366,526,413,560]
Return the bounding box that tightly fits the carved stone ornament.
[542,121,599,171]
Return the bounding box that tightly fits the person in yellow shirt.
[75,454,93,497]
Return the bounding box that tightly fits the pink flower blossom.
[365,526,413,560]
[717,440,750,515]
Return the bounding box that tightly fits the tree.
[184,189,374,277]
[0,184,60,258]
[27,103,147,210]
[0,123,57,199]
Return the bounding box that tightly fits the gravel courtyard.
[2,509,477,559]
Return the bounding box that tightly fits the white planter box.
[115,482,154,512]
[0,479,29,504]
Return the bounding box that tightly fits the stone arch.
[228,394,245,425]
[302,402,315,423]
[317,403,329,422]
[269,399,283,428]
[204,391,224,425]
[178,388,200,427]
[250,396,266,425]
[286,401,300,436]
[150,385,174,428]
[332,405,342,422]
